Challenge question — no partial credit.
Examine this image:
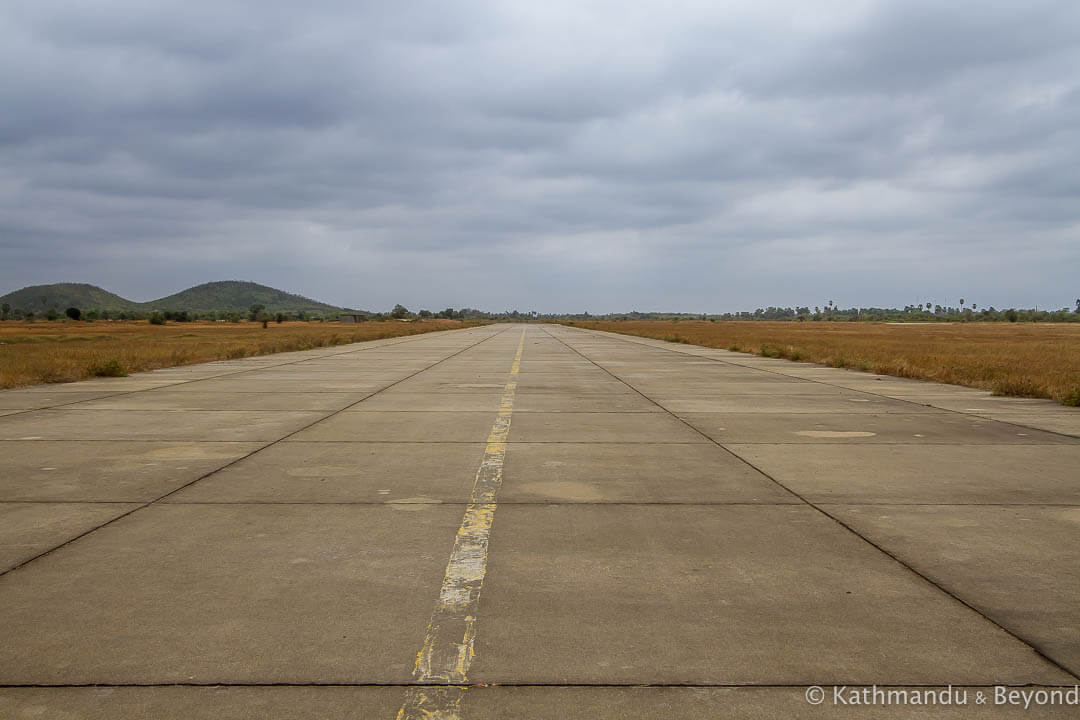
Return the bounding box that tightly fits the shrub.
[149,312,165,325]
[65,307,81,320]
[87,358,127,377]
[992,378,1048,398]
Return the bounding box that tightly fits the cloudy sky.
[2,0,1078,313]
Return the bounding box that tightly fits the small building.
[339,313,367,324]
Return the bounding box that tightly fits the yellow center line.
[397,327,526,720]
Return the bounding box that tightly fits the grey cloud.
[1,0,1078,312]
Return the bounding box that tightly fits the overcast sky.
[2,1,1078,313]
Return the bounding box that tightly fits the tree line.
[541,300,1080,323]
[0,302,481,324]
[4,300,1079,324]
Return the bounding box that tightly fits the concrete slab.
[884,394,1065,413]
[0,440,262,501]
[830,505,1080,673]
[511,377,637,394]
[168,442,484,503]
[0,502,139,571]
[1,378,187,392]
[508,411,708,443]
[45,378,195,391]
[726,444,1080,504]
[0,687,402,720]
[512,393,664,412]
[73,391,360,411]
[0,389,121,409]
[235,370,419,382]
[0,504,462,684]
[459,686,1080,719]
[0,409,323,441]
[4,686,1077,720]
[964,413,1080,438]
[617,366,795,379]
[167,378,387,393]
[472,505,1070,685]
[352,392,505,411]
[793,378,992,396]
[651,381,856,396]
[500,442,798,503]
[679,412,1077,445]
[287,410,497,442]
[386,380,512,394]
[656,393,935,413]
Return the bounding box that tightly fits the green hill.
[146,281,346,313]
[1,281,353,314]
[0,283,138,312]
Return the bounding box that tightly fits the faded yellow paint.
[397,328,526,720]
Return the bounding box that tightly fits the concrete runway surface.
[1,324,1078,718]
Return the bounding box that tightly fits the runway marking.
[794,430,877,438]
[397,328,526,720]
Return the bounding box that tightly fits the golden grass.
[0,319,481,389]
[566,320,1080,406]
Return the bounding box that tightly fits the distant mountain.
[0,281,353,314]
[147,281,346,313]
[0,283,139,312]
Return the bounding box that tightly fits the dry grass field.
[0,319,478,389]
[567,320,1080,406]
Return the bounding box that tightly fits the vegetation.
[565,320,1080,406]
[549,303,1080,324]
[0,319,481,389]
[0,283,137,313]
[149,281,347,313]
[0,280,359,318]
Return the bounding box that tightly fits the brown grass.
[565,320,1080,406]
[0,319,482,389]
